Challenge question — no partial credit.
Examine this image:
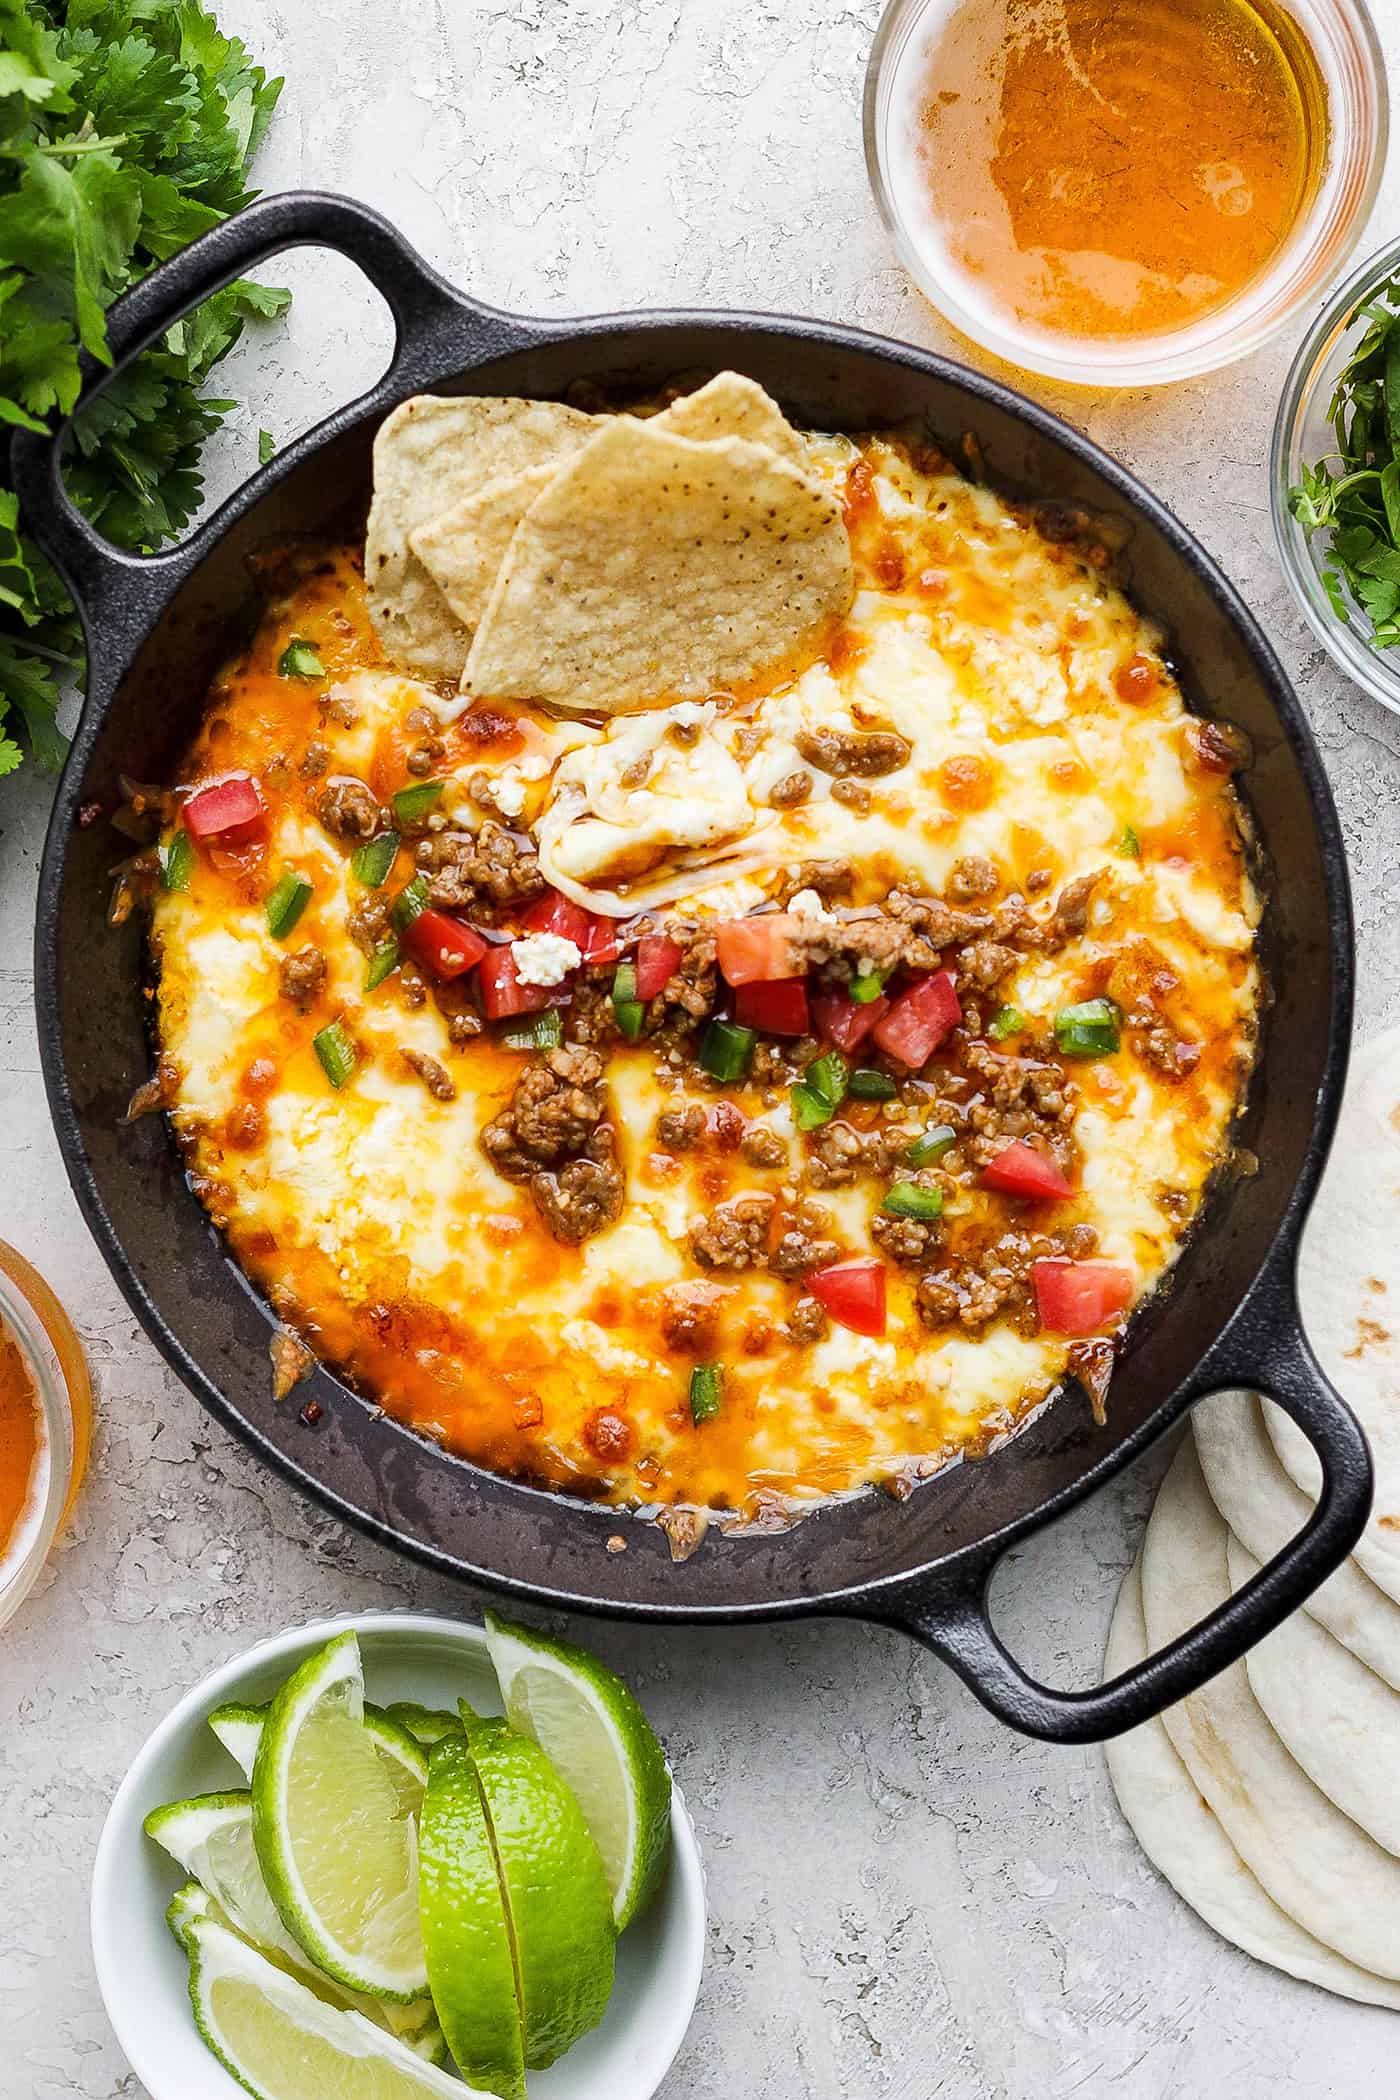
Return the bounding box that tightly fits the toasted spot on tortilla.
[461,420,855,714]
[366,395,598,677]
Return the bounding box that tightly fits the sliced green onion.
[1054,997,1121,1059]
[501,1008,564,1052]
[313,1019,356,1089]
[805,1049,850,1110]
[392,780,444,827]
[907,1124,956,1166]
[850,969,890,1005]
[350,830,400,887]
[848,1067,897,1101]
[988,1004,1025,1041]
[158,829,193,892]
[689,1363,724,1425]
[791,1081,834,1131]
[278,638,325,679]
[265,870,312,940]
[1119,823,1141,859]
[365,938,400,992]
[611,962,644,1042]
[391,874,430,932]
[883,1181,944,1221]
[700,1018,755,1082]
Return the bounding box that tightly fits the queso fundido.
[130,378,1259,1528]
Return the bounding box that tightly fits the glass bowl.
[0,1241,92,1633]
[863,0,1388,388]
[1272,233,1400,719]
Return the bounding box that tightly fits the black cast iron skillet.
[11,192,1371,1742]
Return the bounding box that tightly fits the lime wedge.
[464,1708,616,2068]
[186,1914,476,2098]
[252,1633,427,2001]
[146,1795,437,2040]
[417,1731,525,2100]
[215,1699,427,1817]
[485,1610,672,1927]
[383,1702,460,1747]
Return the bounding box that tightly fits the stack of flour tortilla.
[1106,1025,1400,2006]
[364,372,853,710]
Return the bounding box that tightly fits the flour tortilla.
[1230,1535,1400,1858]
[405,373,809,648]
[1264,1027,1400,1601]
[366,395,599,676]
[1104,1558,1400,2008]
[1192,1389,1400,1690]
[1141,1438,1400,1978]
[461,419,854,713]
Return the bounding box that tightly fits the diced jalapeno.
[848,1067,897,1101]
[882,1181,944,1221]
[265,870,312,939]
[611,961,645,1042]
[364,938,400,992]
[849,969,890,1005]
[158,829,193,892]
[392,780,444,827]
[689,1363,724,1425]
[791,1082,833,1131]
[987,1004,1024,1041]
[501,1009,564,1052]
[391,874,430,932]
[350,830,400,887]
[1119,823,1141,859]
[700,1018,756,1082]
[313,1019,356,1089]
[907,1124,956,1166]
[277,639,325,679]
[1054,997,1121,1059]
[805,1049,849,1109]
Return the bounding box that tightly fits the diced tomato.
[715,914,805,985]
[402,909,487,982]
[734,977,811,1036]
[634,934,683,1001]
[982,1140,1074,1201]
[522,887,621,966]
[479,944,554,1019]
[808,1258,887,1338]
[871,971,961,1066]
[810,984,889,1053]
[183,773,265,845]
[1033,1259,1134,1336]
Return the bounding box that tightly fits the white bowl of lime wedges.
[91,1612,706,2100]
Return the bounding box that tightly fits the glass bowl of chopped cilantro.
[1273,237,1400,717]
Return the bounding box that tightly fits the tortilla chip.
[409,462,557,631]
[366,396,598,677]
[461,420,854,714]
[653,372,808,467]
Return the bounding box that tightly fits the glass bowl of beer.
[864,0,1387,387]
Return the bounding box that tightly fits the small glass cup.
[0,1241,93,1633]
[1272,232,1400,721]
[863,0,1388,388]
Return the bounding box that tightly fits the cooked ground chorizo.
[740,1124,787,1169]
[657,1104,706,1151]
[830,779,872,812]
[346,890,392,955]
[962,1042,1074,1168]
[781,859,855,902]
[769,1225,841,1276]
[796,726,912,777]
[660,1281,725,1353]
[1040,870,1104,949]
[786,1295,829,1343]
[917,1226,1089,1334]
[956,939,1020,994]
[481,1046,610,1178]
[300,740,329,780]
[947,854,1000,901]
[689,1193,774,1270]
[278,944,326,1006]
[316,776,379,842]
[655,921,715,1018]
[769,769,812,808]
[871,1209,940,1264]
[402,1048,456,1101]
[416,820,545,919]
[1134,1019,1203,1080]
[804,1120,915,1189]
[530,1156,624,1244]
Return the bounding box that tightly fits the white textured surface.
[3,4,1400,2094]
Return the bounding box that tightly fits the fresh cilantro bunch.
[1288,280,1400,650]
[0,0,288,780]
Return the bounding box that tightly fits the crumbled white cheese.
[519,753,552,781]
[511,932,581,986]
[669,700,714,729]
[491,765,527,819]
[789,888,835,922]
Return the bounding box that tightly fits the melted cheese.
[152,442,1259,1522]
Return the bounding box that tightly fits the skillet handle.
[8,189,534,633]
[871,1275,1372,1744]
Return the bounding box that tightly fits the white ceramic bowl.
[91,1612,706,2100]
